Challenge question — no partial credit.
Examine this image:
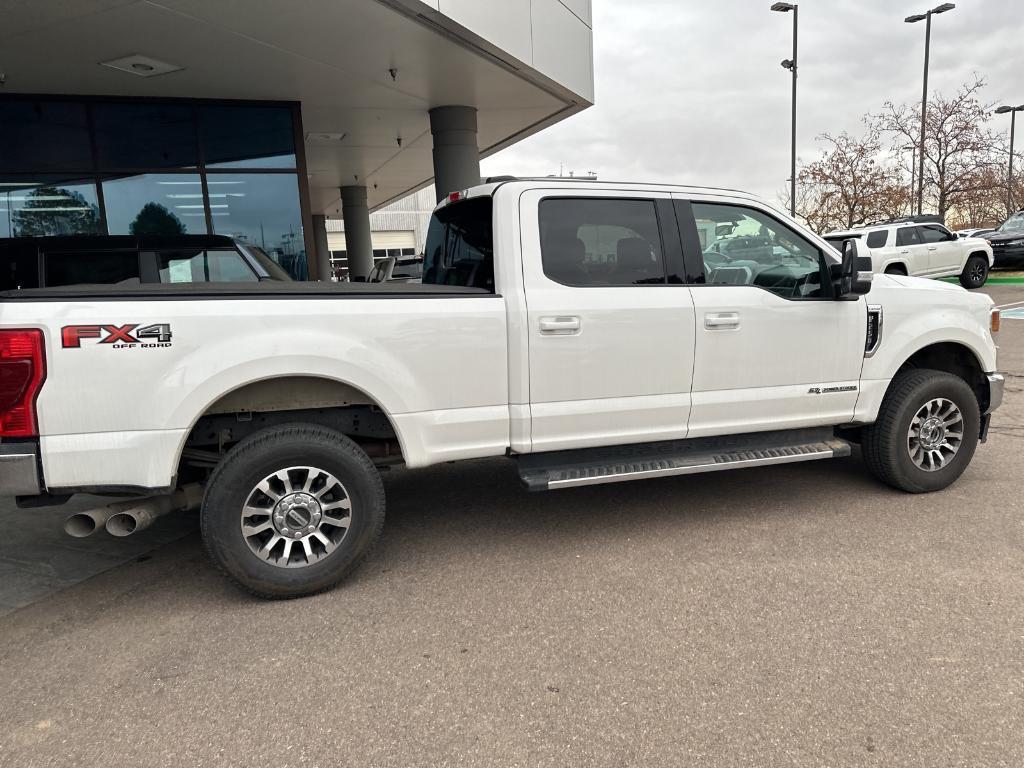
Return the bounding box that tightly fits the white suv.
[825,217,993,289]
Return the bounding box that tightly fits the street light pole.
[996,105,1023,215]
[771,2,798,217]
[905,3,955,216]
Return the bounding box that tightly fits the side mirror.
[835,239,873,298]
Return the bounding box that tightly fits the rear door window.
[156,249,258,283]
[895,226,923,246]
[423,197,494,290]
[539,198,666,286]
[44,249,140,286]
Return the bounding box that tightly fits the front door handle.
[927,246,938,251]
[539,316,581,335]
[704,312,740,330]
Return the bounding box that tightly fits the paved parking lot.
[1,285,1022,767]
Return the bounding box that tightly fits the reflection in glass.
[0,101,92,173]
[93,103,198,169]
[102,174,206,235]
[0,177,102,238]
[157,249,259,283]
[209,174,306,278]
[201,105,297,169]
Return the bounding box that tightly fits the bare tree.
[790,126,906,232]
[878,77,1001,219]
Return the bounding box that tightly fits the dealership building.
[0,0,594,280]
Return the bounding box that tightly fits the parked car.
[0,179,1003,598]
[824,216,993,289]
[366,255,424,283]
[0,234,292,291]
[956,228,995,239]
[984,210,1024,268]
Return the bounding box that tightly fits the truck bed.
[0,281,491,301]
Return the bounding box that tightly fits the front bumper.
[986,373,1004,414]
[0,443,42,497]
[991,246,1024,268]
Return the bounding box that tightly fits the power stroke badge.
[61,324,173,349]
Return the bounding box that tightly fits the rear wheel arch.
[174,376,407,485]
[883,262,908,275]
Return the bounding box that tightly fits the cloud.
[481,0,1020,203]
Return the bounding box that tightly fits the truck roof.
[443,177,768,208]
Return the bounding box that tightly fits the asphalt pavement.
[1,285,1022,767]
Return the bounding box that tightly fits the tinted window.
[920,224,952,244]
[895,226,922,246]
[423,197,493,290]
[824,234,860,251]
[200,105,296,169]
[44,250,139,287]
[102,174,205,235]
[93,103,198,169]
[392,258,423,279]
[539,198,665,286]
[0,101,92,172]
[692,202,827,299]
[156,249,257,283]
[0,242,40,291]
[207,173,306,279]
[866,229,888,248]
[998,212,1024,233]
[0,176,102,238]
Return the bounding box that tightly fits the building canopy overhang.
[0,0,594,214]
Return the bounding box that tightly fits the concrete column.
[429,106,480,203]
[311,214,332,281]
[340,185,373,281]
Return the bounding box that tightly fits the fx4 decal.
[61,324,173,349]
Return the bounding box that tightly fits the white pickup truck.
[0,179,1004,598]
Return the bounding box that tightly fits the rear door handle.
[539,316,581,335]
[704,312,740,330]
[899,249,910,254]
[928,246,938,251]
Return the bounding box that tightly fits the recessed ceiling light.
[100,54,183,78]
[306,132,346,143]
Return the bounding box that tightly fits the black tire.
[861,368,980,493]
[201,424,385,599]
[959,254,989,289]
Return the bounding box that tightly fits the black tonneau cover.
[0,281,492,301]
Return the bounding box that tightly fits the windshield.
[423,197,493,290]
[998,212,1024,234]
[242,244,292,281]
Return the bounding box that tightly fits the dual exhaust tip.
[63,484,204,539]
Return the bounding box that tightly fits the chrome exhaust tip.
[63,508,115,538]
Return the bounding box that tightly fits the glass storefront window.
[201,105,297,169]
[0,176,102,238]
[0,101,92,173]
[209,174,306,278]
[102,174,206,235]
[93,103,198,169]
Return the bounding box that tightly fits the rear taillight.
[0,329,46,437]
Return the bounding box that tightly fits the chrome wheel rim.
[240,466,352,569]
[907,397,964,472]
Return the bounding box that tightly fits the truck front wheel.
[861,369,980,493]
[201,424,385,599]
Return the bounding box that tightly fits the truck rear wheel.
[201,424,385,599]
[861,368,979,493]
[959,254,989,289]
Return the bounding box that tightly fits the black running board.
[517,428,852,491]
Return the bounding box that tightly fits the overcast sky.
[480,0,1022,204]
